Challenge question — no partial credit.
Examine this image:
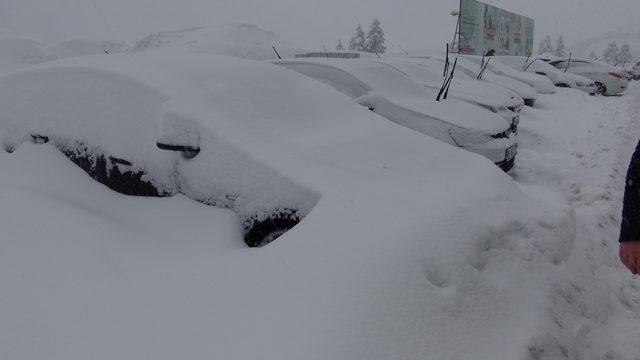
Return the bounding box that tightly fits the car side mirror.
[156,115,201,159]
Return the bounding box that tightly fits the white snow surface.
[130,24,297,60]
[0,32,53,74]
[1,51,640,360]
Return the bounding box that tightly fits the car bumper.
[464,137,518,170]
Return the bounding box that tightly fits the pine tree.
[364,18,386,54]
[603,41,620,65]
[588,50,598,60]
[538,35,554,55]
[336,39,344,51]
[555,36,566,58]
[619,43,632,65]
[348,24,366,52]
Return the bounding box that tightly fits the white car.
[461,55,557,94]
[497,56,597,95]
[372,57,523,126]
[273,58,518,171]
[410,54,539,107]
[548,58,629,96]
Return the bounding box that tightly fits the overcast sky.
[1,0,639,50]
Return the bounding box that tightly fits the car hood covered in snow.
[272,58,510,134]
[407,53,539,102]
[372,57,523,109]
[465,55,556,94]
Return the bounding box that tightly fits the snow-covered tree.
[538,35,554,55]
[364,18,386,54]
[348,24,366,52]
[336,39,344,51]
[619,42,633,65]
[555,36,566,58]
[603,41,620,65]
[588,50,598,60]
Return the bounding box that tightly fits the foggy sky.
[1,0,639,50]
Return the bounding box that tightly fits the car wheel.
[595,82,607,95]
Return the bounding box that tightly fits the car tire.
[595,82,607,96]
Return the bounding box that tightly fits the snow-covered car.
[1,53,442,247]
[461,55,557,94]
[496,56,597,95]
[0,52,579,360]
[377,57,523,124]
[272,58,518,171]
[548,58,629,96]
[409,54,539,107]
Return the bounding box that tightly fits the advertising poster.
[458,0,534,56]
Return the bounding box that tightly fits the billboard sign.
[458,0,534,57]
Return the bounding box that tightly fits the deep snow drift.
[1,51,639,359]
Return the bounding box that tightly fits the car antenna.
[398,45,409,56]
[443,58,458,100]
[565,52,572,73]
[272,45,282,59]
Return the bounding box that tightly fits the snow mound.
[47,38,125,59]
[131,24,296,60]
[0,33,53,74]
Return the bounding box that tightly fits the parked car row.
[0,43,629,246]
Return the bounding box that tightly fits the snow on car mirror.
[156,114,201,159]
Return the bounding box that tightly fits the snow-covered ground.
[0,50,639,359]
